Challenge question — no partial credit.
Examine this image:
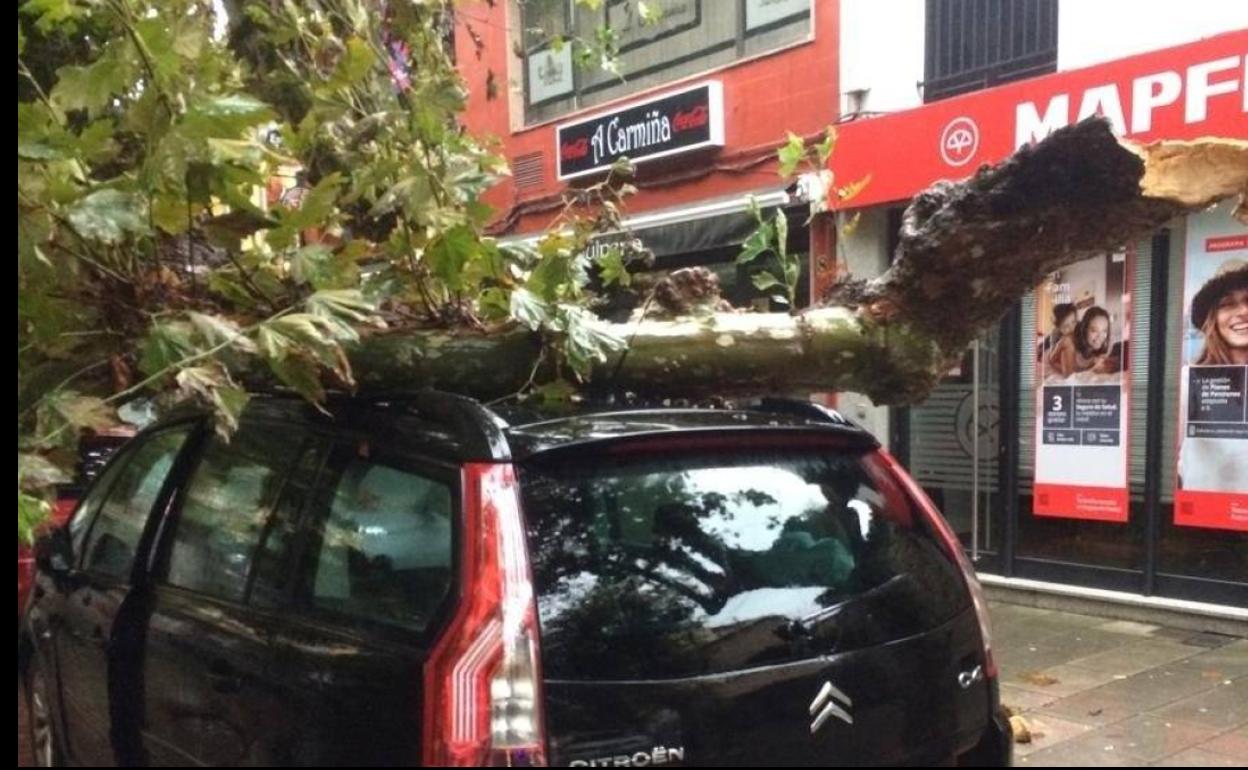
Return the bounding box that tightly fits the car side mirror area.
[34,526,75,584]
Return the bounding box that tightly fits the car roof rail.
[249,387,514,462]
[376,388,514,462]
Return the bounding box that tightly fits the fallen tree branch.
[349,119,1248,405]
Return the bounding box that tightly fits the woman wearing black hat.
[1191,259,1248,366]
[1178,258,1248,492]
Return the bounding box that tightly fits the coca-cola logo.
[561,137,590,161]
[673,106,708,132]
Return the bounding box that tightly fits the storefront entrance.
[898,227,1247,608]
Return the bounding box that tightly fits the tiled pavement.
[991,601,1248,767]
[18,601,1248,766]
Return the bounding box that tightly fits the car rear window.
[520,442,969,679]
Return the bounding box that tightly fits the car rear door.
[135,418,325,766]
[254,431,459,765]
[519,435,991,766]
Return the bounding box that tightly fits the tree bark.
[351,119,1248,405]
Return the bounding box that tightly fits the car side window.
[81,428,193,580]
[164,423,309,603]
[69,446,134,560]
[296,442,454,632]
[248,438,330,609]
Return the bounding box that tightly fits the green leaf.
[597,246,631,288]
[74,119,120,163]
[558,304,625,379]
[752,272,782,291]
[777,131,806,178]
[269,173,344,250]
[841,210,863,237]
[426,225,479,291]
[188,312,258,354]
[175,366,250,437]
[816,126,838,165]
[172,22,206,60]
[188,94,276,128]
[21,0,83,31]
[269,313,337,349]
[139,321,196,377]
[533,378,576,408]
[737,220,774,265]
[19,492,51,546]
[134,18,181,82]
[214,387,251,436]
[268,354,325,403]
[151,192,191,235]
[19,453,72,491]
[510,287,551,331]
[330,37,378,90]
[256,325,293,360]
[305,289,378,325]
[528,233,589,302]
[289,244,333,286]
[774,211,789,260]
[783,254,800,289]
[478,287,511,321]
[48,392,118,433]
[50,42,137,116]
[65,189,150,244]
[637,1,665,26]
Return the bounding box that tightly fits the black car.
[20,391,1011,766]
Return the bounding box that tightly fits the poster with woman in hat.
[1175,202,1248,532]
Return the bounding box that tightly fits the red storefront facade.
[827,30,1246,610]
[455,0,840,311]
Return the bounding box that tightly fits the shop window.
[1015,241,1148,573]
[1156,213,1248,586]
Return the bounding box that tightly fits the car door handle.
[208,659,243,694]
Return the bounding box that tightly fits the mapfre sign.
[833,30,1247,209]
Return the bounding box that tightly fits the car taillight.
[424,463,548,766]
[876,450,998,680]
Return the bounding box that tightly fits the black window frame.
[151,418,320,605]
[76,421,202,584]
[277,437,465,643]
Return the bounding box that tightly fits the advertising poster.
[1174,202,1248,532]
[1033,251,1132,522]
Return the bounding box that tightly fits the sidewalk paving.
[19,600,1247,766]
[991,601,1248,767]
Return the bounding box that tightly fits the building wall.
[455,0,842,237]
[838,0,925,115]
[1057,0,1248,70]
